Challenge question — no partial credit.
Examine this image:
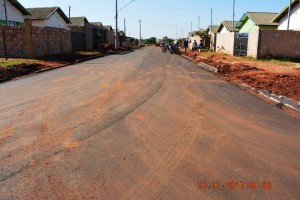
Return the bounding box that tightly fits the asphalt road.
[0,47,299,200]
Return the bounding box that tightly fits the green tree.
[144,37,157,44]
[195,30,209,38]
[162,36,173,44]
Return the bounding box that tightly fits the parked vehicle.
[161,43,181,55]
[169,43,181,55]
[161,43,170,53]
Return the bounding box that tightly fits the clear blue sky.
[21,0,288,39]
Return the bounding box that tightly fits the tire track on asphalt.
[0,48,167,183]
[120,60,205,200]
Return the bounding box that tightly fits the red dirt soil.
[185,51,300,102]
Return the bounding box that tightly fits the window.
[7,21,18,26]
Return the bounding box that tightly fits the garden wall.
[248,29,300,59]
[0,19,72,58]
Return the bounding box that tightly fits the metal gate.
[234,33,248,56]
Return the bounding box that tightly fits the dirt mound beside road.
[0,63,45,80]
[185,51,300,102]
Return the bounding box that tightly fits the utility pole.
[3,0,8,60]
[198,16,200,30]
[124,18,126,35]
[115,0,118,49]
[233,0,235,31]
[3,0,8,25]
[211,9,213,33]
[69,6,71,22]
[287,0,292,30]
[139,19,141,45]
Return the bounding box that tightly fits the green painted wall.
[239,18,278,33]
[0,19,24,26]
[258,25,278,30]
[239,18,258,33]
[0,19,6,25]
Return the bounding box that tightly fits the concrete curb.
[181,55,300,112]
[36,54,105,74]
[181,55,218,73]
[0,78,12,83]
[1,50,135,84]
[258,90,300,111]
[198,62,218,73]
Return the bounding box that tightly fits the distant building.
[27,7,70,29]
[0,0,30,26]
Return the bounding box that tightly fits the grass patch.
[0,59,38,67]
[75,51,100,56]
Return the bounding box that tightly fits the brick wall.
[248,30,300,59]
[31,27,71,57]
[216,32,235,55]
[0,26,27,57]
[258,30,300,58]
[0,19,72,58]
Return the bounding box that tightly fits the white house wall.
[220,26,229,34]
[0,0,25,23]
[45,11,68,29]
[278,2,300,30]
[31,20,46,27]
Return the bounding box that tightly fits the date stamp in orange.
[197,181,272,190]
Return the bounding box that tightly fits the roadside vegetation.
[0,59,38,67]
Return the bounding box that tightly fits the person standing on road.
[183,39,188,53]
[192,40,198,51]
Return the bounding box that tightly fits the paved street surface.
[0,47,299,199]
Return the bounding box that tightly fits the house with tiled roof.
[217,21,239,33]
[90,22,103,28]
[272,0,300,31]
[27,7,70,29]
[236,12,278,34]
[0,0,30,26]
[70,16,89,27]
[206,25,219,51]
[207,25,219,34]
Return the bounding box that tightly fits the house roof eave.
[272,0,299,23]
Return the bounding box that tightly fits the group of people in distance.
[183,39,204,53]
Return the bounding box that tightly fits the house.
[215,21,238,55]
[104,25,115,45]
[0,0,30,26]
[217,21,239,33]
[236,12,278,35]
[70,16,89,27]
[27,7,70,29]
[207,25,219,35]
[90,22,108,46]
[272,0,300,31]
[207,25,218,51]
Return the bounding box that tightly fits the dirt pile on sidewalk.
[185,51,300,101]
